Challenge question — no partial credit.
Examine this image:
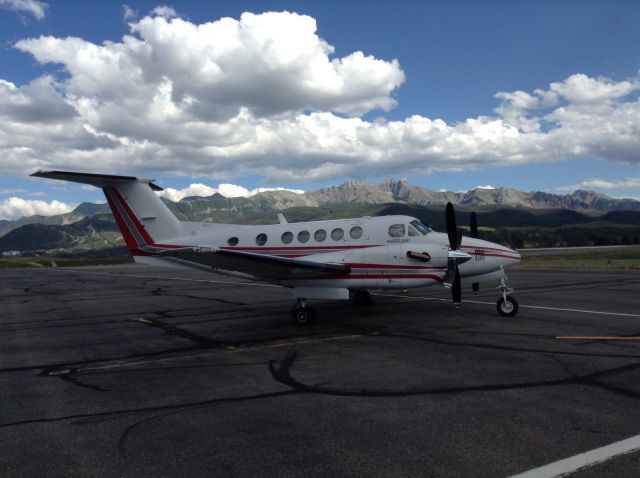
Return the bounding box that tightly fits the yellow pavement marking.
[80,334,362,372]
[225,334,362,353]
[555,336,640,341]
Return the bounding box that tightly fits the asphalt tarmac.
[1,265,640,477]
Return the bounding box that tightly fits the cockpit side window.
[410,219,432,235]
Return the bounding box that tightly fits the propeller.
[470,211,480,295]
[443,202,471,306]
[470,211,478,239]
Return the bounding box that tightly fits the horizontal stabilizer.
[31,170,163,191]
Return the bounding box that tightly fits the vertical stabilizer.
[31,171,182,252]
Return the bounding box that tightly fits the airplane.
[32,170,522,324]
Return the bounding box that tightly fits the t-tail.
[31,171,183,255]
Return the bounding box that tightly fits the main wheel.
[353,290,373,305]
[292,306,316,325]
[497,296,519,317]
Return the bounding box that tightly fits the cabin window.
[331,228,344,240]
[349,226,363,239]
[255,233,267,246]
[227,237,239,246]
[314,229,327,242]
[408,225,420,237]
[298,230,310,243]
[388,224,405,238]
[281,232,293,244]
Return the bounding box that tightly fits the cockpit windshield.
[410,219,433,235]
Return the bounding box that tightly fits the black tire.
[497,296,519,317]
[292,306,316,325]
[353,290,373,305]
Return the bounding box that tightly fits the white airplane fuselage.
[31,171,521,320]
[136,214,521,291]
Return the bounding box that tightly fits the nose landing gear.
[496,276,519,316]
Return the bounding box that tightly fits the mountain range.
[1,179,639,253]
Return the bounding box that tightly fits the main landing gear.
[291,299,316,325]
[496,276,519,317]
[352,289,373,305]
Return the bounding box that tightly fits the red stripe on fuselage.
[311,274,444,281]
[221,245,379,252]
[344,263,445,270]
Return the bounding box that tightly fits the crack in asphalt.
[268,346,640,399]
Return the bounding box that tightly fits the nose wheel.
[291,299,316,325]
[496,275,519,316]
[497,296,519,316]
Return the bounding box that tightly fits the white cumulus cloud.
[0,11,639,186]
[0,197,76,220]
[0,0,47,20]
[556,177,640,192]
[474,185,495,190]
[150,5,177,18]
[159,182,304,201]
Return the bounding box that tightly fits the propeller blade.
[443,259,456,286]
[452,267,461,305]
[445,202,458,250]
[470,211,478,239]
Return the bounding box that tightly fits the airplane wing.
[161,248,351,282]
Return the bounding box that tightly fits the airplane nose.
[506,247,521,266]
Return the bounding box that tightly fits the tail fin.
[31,171,182,253]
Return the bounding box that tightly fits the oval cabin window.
[255,233,268,246]
[281,232,293,244]
[331,228,344,240]
[298,230,310,243]
[227,237,239,246]
[349,226,363,239]
[314,229,327,242]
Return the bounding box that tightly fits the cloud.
[556,177,640,192]
[150,5,177,18]
[0,77,78,123]
[0,188,28,195]
[159,182,304,201]
[0,0,47,20]
[122,4,137,21]
[1,11,639,185]
[474,185,495,190]
[0,197,75,220]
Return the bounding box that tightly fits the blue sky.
[0,0,639,218]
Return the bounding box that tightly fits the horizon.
[1,1,639,219]
[2,176,638,222]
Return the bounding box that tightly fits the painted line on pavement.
[80,333,363,372]
[60,270,640,318]
[508,433,640,477]
[374,293,640,318]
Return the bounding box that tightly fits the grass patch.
[0,256,134,268]
[519,248,640,270]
